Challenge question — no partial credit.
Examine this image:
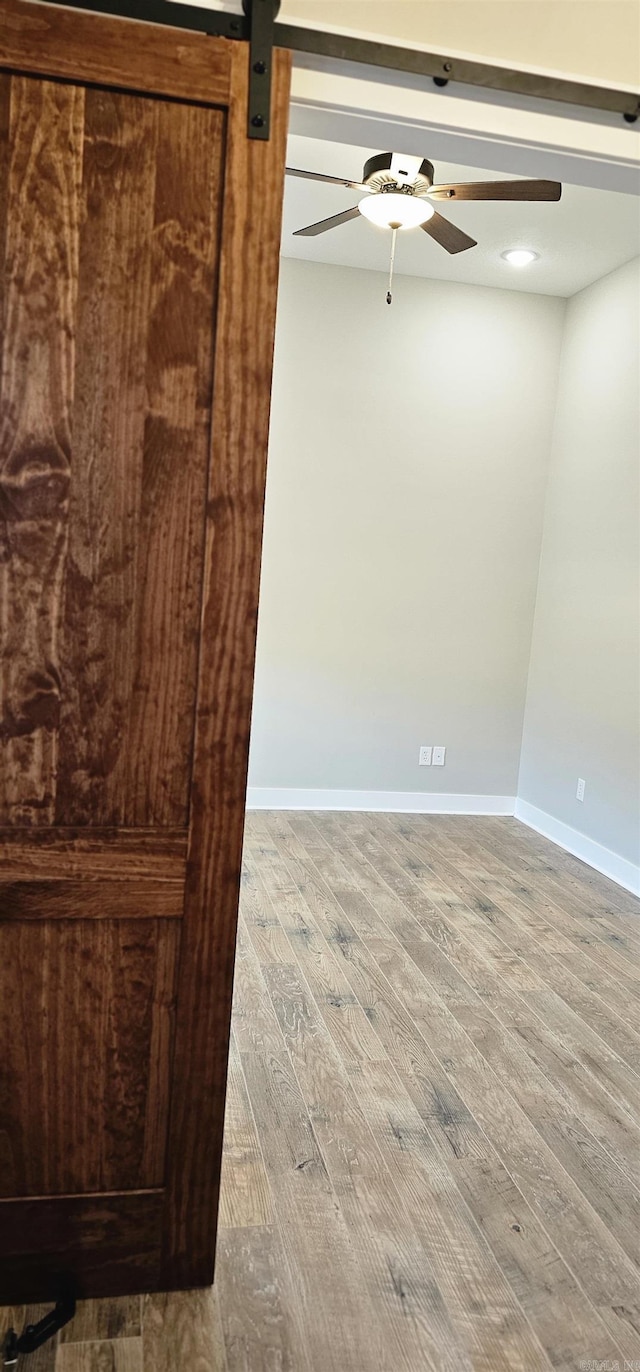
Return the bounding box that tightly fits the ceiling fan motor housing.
[362,152,435,196]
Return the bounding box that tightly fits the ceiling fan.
[287,151,562,302]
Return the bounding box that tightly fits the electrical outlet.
[432,746,446,766]
[576,777,585,802]
[419,746,432,766]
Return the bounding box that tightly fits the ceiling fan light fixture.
[359,192,434,231]
[501,248,539,267]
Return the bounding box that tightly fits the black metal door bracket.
[3,1289,76,1366]
[244,0,280,140]
[24,0,640,128]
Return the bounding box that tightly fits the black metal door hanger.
[3,1288,76,1366]
[31,0,640,139]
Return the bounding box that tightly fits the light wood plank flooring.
[4,814,640,1371]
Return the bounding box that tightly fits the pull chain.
[386,225,398,304]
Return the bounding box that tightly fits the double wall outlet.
[419,746,446,766]
[576,777,586,802]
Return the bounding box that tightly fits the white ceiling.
[282,135,640,297]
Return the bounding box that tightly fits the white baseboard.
[246,788,516,815]
[514,798,640,898]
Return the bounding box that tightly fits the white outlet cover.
[433,746,446,766]
[419,746,432,766]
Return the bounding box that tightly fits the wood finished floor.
[4,813,640,1371]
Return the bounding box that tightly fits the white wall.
[518,257,640,869]
[248,258,565,799]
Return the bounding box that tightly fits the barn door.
[0,0,289,1302]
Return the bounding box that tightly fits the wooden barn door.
[0,0,289,1302]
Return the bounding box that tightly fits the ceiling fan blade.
[293,206,362,237]
[286,167,367,192]
[421,212,477,254]
[428,179,562,202]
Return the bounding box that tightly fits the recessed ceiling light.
[501,248,539,267]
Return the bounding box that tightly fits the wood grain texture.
[0,71,9,343]
[315,816,640,1306]
[429,179,561,201]
[1,73,224,827]
[141,1289,228,1372]
[56,85,217,827]
[0,1192,163,1304]
[0,0,231,105]
[59,1298,141,1345]
[474,816,640,951]
[159,41,291,1289]
[0,75,82,824]
[123,99,222,826]
[251,830,543,1372]
[496,819,640,925]
[239,1039,394,1372]
[0,829,187,881]
[0,879,183,920]
[0,920,180,1195]
[214,1225,305,1372]
[56,1339,143,1372]
[54,85,156,827]
[7,815,640,1367]
[217,1032,272,1230]
[0,0,289,1305]
[235,812,640,1371]
[257,954,478,1372]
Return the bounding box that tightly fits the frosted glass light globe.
[359,193,434,231]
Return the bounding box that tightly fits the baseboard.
[514,798,640,898]
[246,788,516,815]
